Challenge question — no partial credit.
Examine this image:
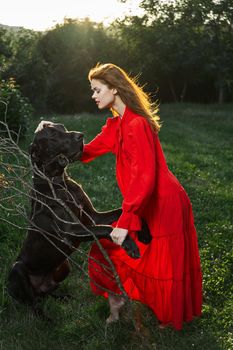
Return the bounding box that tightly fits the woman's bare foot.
[159,323,166,329]
[159,322,172,329]
[106,295,125,324]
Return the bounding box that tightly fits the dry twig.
[0,119,128,302]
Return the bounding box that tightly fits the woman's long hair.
[88,63,161,132]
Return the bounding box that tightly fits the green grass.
[0,104,232,349]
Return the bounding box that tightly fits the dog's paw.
[137,220,152,245]
[137,231,152,244]
[122,236,140,259]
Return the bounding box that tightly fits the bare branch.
[0,119,128,300]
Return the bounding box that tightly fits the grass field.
[0,103,232,350]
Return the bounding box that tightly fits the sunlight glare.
[0,0,144,30]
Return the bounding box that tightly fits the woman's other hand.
[110,228,128,246]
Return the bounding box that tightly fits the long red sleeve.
[81,117,118,163]
[80,112,156,232]
[116,117,156,231]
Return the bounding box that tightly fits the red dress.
[81,106,202,330]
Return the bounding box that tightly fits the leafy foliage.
[116,0,233,103]
[1,3,233,113]
[37,18,122,113]
[2,28,49,111]
[0,78,34,137]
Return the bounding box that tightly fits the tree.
[118,0,233,103]
[3,28,49,111]
[112,2,208,102]
[202,0,233,103]
[38,18,121,113]
[0,28,13,79]
[0,78,33,137]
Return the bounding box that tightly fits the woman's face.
[90,79,117,110]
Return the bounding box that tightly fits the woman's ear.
[112,88,118,95]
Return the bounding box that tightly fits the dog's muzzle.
[70,136,84,162]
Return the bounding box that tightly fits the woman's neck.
[112,96,126,117]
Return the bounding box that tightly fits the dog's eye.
[48,130,58,137]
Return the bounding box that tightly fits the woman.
[81,63,202,330]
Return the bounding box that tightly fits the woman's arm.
[81,117,118,163]
[116,117,156,231]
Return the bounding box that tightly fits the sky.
[0,0,144,31]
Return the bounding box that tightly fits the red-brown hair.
[88,63,161,132]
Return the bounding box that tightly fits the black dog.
[7,121,151,314]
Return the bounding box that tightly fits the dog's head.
[29,121,83,177]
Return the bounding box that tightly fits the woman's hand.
[110,228,128,246]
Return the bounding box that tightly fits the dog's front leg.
[69,224,140,259]
[92,208,122,225]
[72,186,122,225]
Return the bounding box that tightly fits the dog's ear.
[29,142,40,163]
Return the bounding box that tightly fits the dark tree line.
[1,0,233,114]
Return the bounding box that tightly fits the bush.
[0,78,34,138]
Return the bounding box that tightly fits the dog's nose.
[74,132,83,141]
